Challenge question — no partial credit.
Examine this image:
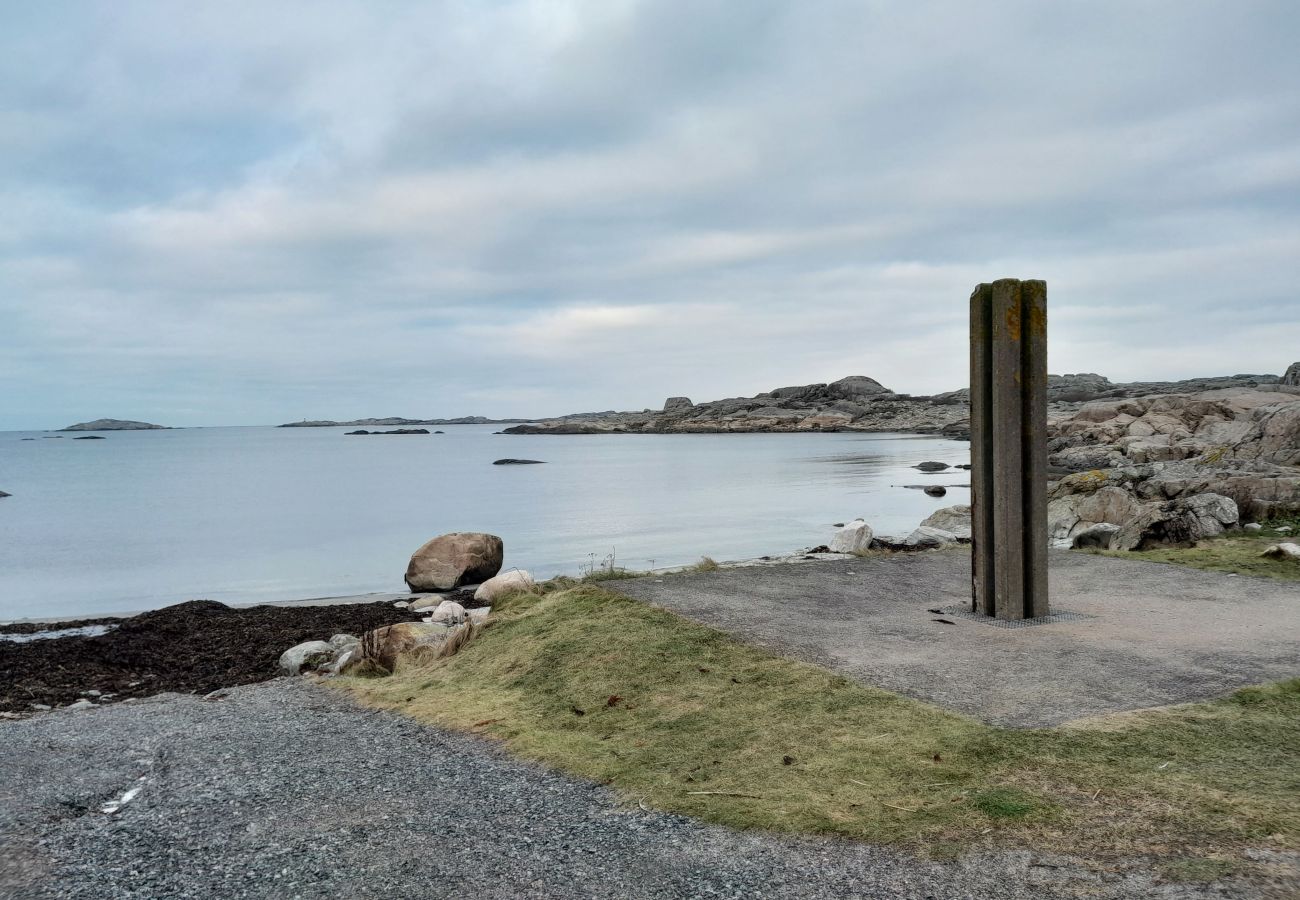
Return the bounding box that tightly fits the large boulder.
[474,569,536,603]
[920,505,971,539]
[279,641,336,675]
[1283,363,1300,387]
[829,519,873,553]
[663,396,693,412]
[405,532,503,591]
[1115,492,1239,550]
[1071,523,1121,550]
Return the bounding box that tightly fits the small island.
[60,419,167,431]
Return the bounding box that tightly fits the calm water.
[0,426,970,619]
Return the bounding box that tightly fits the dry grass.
[339,584,1300,873]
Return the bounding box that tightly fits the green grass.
[340,583,1300,872]
[1087,514,1300,581]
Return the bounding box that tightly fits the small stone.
[1243,523,1263,533]
[30,703,51,711]
[914,461,950,472]
[923,485,947,497]
[393,601,410,609]
[65,699,95,711]
[1260,542,1300,560]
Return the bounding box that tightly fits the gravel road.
[0,679,1246,899]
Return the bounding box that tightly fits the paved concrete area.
[612,550,1300,727]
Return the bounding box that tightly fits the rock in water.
[914,461,950,472]
[73,435,106,440]
[923,485,947,497]
[829,519,873,553]
[0,490,10,498]
[279,641,336,675]
[492,459,546,465]
[475,569,536,603]
[920,506,971,539]
[1284,362,1300,387]
[405,532,504,591]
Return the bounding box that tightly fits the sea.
[0,425,970,620]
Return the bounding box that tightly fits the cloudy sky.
[3,1,1298,428]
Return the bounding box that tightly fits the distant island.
[60,419,167,431]
[278,416,531,428]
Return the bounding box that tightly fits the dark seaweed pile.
[0,600,422,713]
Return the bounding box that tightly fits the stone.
[663,397,693,412]
[65,699,95,711]
[829,519,873,553]
[328,634,359,650]
[348,622,460,672]
[1261,542,1300,559]
[920,505,971,539]
[279,641,336,675]
[474,569,536,603]
[1283,362,1300,387]
[923,485,947,497]
[330,648,356,675]
[1244,523,1263,533]
[409,596,442,612]
[902,526,959,549]
[468,607,491,625]
[492,459,545,465]
[0,490,10,498]
[1115,492,1239,550]
[405,532,504,591]
[914,461,949,472]
[425,600,468,625]
[1071,522,1121,550]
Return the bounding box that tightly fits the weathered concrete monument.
[969,279,1049,619]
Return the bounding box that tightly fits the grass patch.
[339,584,1300,870]
[1087,515,1300,581]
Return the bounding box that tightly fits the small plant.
[969,788,1037,819]
[691,556,720,573]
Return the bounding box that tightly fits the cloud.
[2,0,1298,428]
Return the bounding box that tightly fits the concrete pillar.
[970,279,1048,620]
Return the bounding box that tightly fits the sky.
[3,1,1299,429]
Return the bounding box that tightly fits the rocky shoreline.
[499,371,1288,437]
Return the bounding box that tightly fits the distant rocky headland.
[278,416,529,428]
[59,419,167,431]
[500,371,1291,437]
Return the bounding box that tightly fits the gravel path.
[0,679,1242,899]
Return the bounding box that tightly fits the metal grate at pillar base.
[940,606,1095,629]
